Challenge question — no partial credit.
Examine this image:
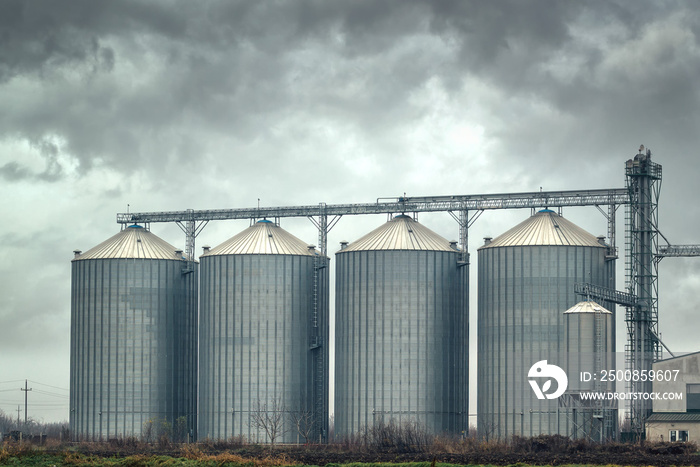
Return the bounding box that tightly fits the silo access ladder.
[310,254,326,442]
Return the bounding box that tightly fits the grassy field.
[0,447,695,467]
[1,434,697,467]
[0,454,657,467]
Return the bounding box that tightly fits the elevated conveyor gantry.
[117,188,629,261]
[117,160,698,438]
[118,188,627,443]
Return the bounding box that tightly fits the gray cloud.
[0,161,31,181]
[1,0,699,422]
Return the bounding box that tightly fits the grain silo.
[564,300,616,441]
[477,209,614,439]
[70,225,198,441]
[198,220,329,443]
[334,215,468,438]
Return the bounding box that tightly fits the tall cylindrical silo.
[335,215,468,437]
[70,225,198,441]
[198,220,329,443]
[477,209,615,439]
[564,300,616,441]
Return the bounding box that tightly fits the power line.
[25,403,68,408]
[27,380,68,391]
[33,389,69,399]
[0,403,68,409]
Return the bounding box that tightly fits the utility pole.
[21,380,32,426]
[16,405,21,425]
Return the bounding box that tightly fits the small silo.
[477,209,614,439]
[70,225,198,441]
[198,220,329,443]
[564,300,616,441]
[334,215,468,437]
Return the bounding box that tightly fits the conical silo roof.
[74,225,184,261]
[564,300,612,314]
[479,209,605,249]
[203,220,318,256]
[339,215,456,252]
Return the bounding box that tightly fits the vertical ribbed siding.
[198,254,329,442]
[565,310,616,440]
[334,250,468,437]
[565,310,614,390]
[70,258,197,441]
[477,245,613,439]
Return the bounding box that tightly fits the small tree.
[0,409,15,433]
[249,396,288,446]
[158,418,173,447]
[289,406,315,444]
[174,416,188,443]
[142,419,154,443]
[478,418,499,442]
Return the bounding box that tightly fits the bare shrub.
[644,441,698,455]
[141,419,154,443]
[179,443,204,459]
[107,436,141,451]
[511,434,571,453]
[178,449,299,466]
[227,434,248,448]
[157,419,172,449]
[0,442,37,459]
[357,419,433,452]
[173,416,188,443]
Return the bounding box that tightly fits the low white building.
[646,351,700,442]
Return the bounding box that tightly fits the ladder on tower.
[594,308,603,392]
[593,308,607,441]
[310,254,326,442]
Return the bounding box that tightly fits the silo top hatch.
[73,225,185,261]
[479,210,605,249]
[202,220,320,257]
[338,215,456,252]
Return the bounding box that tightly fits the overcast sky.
[1,0,699,425]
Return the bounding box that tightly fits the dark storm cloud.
[47,3,695,199]
[0,0,596,178]
[427,0,576,67]
[1,1,115,82]
[2,0,699,423]
[1,0,697,203]
[434,1,700,182]
[0,161,31,181]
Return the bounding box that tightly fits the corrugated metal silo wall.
[70,258,198,440]
[477,245,614,439]
[565,311,616,440]
[335,250,468,438]
[198,254,329,443]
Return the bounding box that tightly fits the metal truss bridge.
[117,188,629,259]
